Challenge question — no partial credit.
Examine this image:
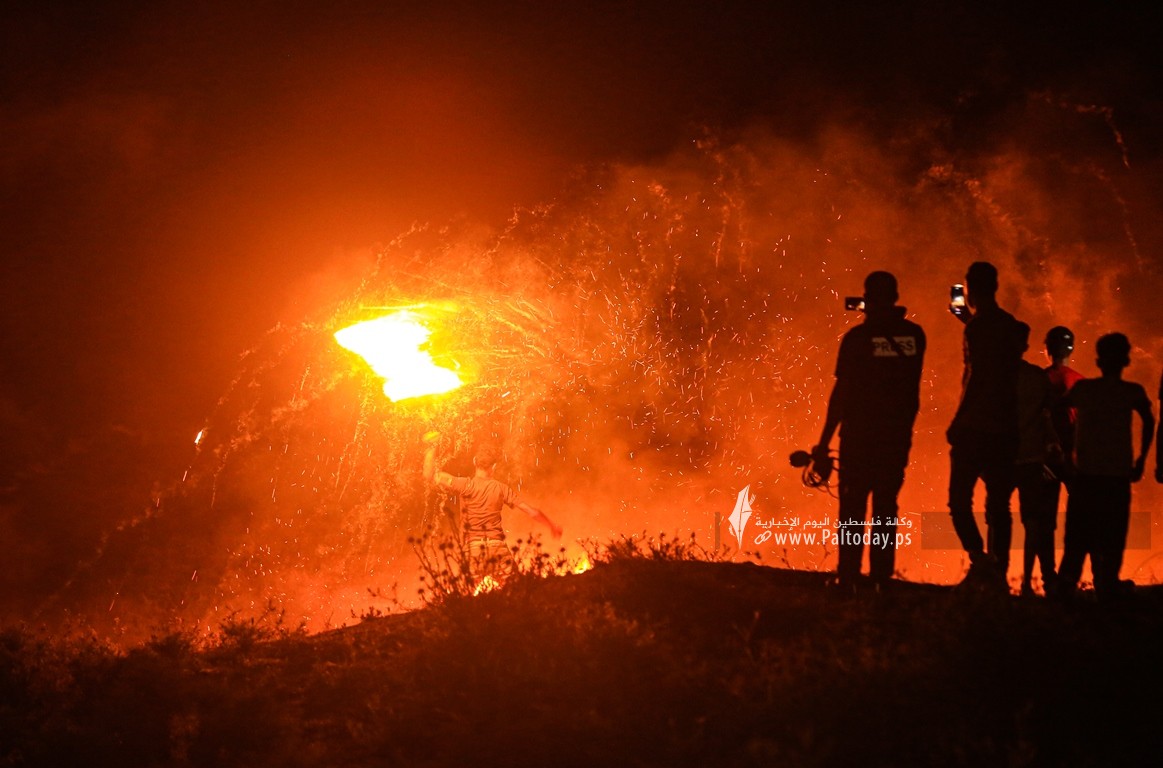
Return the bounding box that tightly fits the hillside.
[4,555,1163,767]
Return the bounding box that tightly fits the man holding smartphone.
[946,261,1027,590]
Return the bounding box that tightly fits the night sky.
[2,1,1160,613]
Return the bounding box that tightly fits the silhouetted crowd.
[814,262,1158,600]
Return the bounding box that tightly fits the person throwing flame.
[423,432,562,584]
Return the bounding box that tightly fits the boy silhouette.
[1057,333,1155,600]
[1014,324,1060,597]
[1044,326,1083,494]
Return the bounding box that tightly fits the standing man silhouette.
[946,262,1026,589]
[1014,323,1061,597]
[813,271,925,591]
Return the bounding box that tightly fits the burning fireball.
[334,309,463,401]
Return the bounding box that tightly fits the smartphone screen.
[949,283,969,321]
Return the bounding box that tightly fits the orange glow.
[571,553,593,574]
[473,575,500,596]
[334,310,462,401]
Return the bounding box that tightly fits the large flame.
[334,310,462,401]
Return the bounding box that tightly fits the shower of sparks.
[104,122,1154,636]
[334,310,463,401]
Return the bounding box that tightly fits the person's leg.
[982,453,1016,575]
[1058,476,1096,591]
[1035,473,1059,591]
[1046,474,1064,523]
[1094,478,1132,598]
[1016,464,1038,592]
[948,442,986,561]
[869,465,906,584]
[471,539,516,589]
[837,462,872,585]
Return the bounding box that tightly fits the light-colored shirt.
[437,475,520,541]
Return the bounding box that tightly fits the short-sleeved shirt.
[1068,377,1152,478]
[440,475,520,541]
[833,306,926,463]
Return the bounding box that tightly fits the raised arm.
[423,431,454,487]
